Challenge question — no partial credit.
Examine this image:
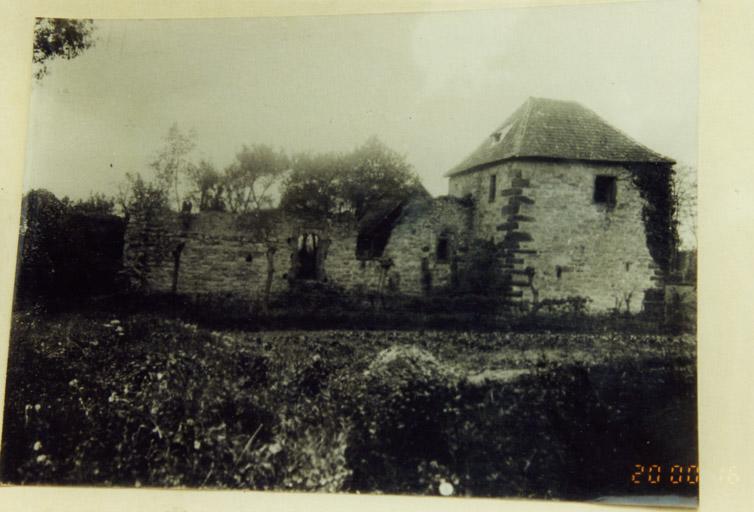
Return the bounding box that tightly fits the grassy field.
[0,310,697,501]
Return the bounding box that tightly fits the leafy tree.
[70,192,116,216]
[188,160,225,212]
[223,145,290,311]
[15,189,126,301]
[672,163,697,250]
[33,18,96,80]
[117,173,170,221]
[280,152,348,218]
[117,173,172,290]
[16,190,67,297]
[150,124,197,211]
[280,138,425,221]
[340,136,425,220]
[223,144,289,214]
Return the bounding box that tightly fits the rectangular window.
[489,174,497,203]
[594,175,617,206]
[436,235,450,262]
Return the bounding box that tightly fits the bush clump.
[340,346,461,493]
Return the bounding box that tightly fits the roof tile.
[446,97,673,176]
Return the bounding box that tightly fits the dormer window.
[490,124,513,145]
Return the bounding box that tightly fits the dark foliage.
[280,137,426,221]
[280,152,347,219]
[335,340,696,499]
[630,163,680,278]
[119,176,173,290]
[450,239,509,295]
[67,192,116,216]
[223,144,289,214]
[33,18,95,79]
[1,313,696,501]
[15,190,125,303]
[29,288,688,335]
[0,314,348,489]
[188,160,225,212]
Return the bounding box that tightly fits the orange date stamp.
[630,464,699,485]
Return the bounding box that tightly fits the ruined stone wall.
[123,197,472,300]
[123,211,296,298]
[380,197,473,294]
[450,160,658,312]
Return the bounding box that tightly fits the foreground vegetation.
[1,310,696,500]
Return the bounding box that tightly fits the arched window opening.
[296,233,319,280]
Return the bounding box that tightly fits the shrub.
[340,346,461,493]
[0,314,351,488]
[14,190,126,303]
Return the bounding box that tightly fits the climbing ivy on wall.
[122,177,174,291]
[629,163,680,278]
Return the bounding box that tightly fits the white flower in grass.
[33,441,42,451]
[194,440,201,450]
[110,319,121,325]
[34,403,41,412]
[438,480,454,496]
[36,454,47,463]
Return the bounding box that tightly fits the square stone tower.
[446,97,676,312]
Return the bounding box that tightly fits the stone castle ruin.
[124,97,678,313]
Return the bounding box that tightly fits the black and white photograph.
[1,1,698,508]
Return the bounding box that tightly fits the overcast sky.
[24,0,698,201]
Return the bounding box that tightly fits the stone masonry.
[448,160,656,311]
[124,97,676,313]
[122,196,472,300]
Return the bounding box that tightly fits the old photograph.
[1,1,698,507]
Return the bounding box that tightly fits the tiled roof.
[445,97,674,176]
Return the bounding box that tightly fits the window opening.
[594,175,617,206]
[436,233,451,262]
[296,233,319,280]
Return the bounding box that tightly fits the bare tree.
[150,124,197,211]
